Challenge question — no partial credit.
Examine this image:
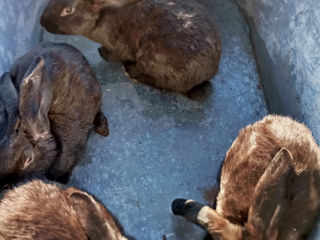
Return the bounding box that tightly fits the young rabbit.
[40,0,221,93]
[0,179,128,240]
[0,42,109,185]
[172,115,320,240]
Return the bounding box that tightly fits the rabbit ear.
[0,72,18,111]
[0,72,19,133]
[19,57,52,142]
[0,101,8,140]
[246,148,293,240]
[172,199,242,239]
[65,188,127,240]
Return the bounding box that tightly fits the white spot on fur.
[197,206,211,225]
[177,12,195,29]
[248,131,257,154]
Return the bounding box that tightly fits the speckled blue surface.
[1,0,269,239]
[0,0,46,73]
[237,0,320,144]
[236,0,320,237]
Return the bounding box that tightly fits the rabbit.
[172,115,320,240]
[0,179,128,240]
[40,0,221,93]
[0,41,109,185]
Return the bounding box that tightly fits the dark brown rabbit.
[0,42,109,185]
[0,179,128,240]
[40,0,221,93]
[172,115,320,240]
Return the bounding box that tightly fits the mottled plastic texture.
[0,0,275,239]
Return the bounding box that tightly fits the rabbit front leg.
[93,110,109,137]
[46,153,78,184]
[46,125,88,184]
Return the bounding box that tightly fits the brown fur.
[0,179,128,240]
[172,115,320,240]
[0,42,109,185]
[40,0,221,93]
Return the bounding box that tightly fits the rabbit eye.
[60,7,75,17]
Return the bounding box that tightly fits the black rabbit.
[0,42,108,185]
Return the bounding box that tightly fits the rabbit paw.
[94,111,109,137]
[98,47,120,62]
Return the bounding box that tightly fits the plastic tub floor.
[41,0,266,239]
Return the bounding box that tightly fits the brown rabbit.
[40,0,221,93]
[0,179,128,240]
[172,115,320,240]
[0,42,109,185]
